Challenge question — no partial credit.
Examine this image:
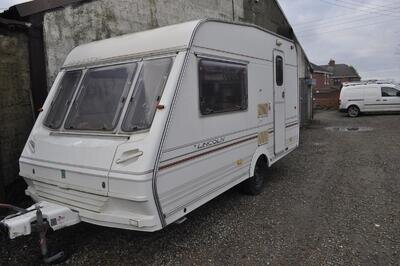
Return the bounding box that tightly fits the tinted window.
[381,87,399,97]
[122,57,173,132]
[65,63,137,131]
[199,59,247,115]
[276,56,283,86]
[43,70,82,129]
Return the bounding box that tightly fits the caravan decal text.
[194,137,225,150]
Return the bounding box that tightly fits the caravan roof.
[63,19,296,68]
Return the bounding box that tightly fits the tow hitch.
[0,201,80,264]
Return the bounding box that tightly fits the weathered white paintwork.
[18,19,300,232]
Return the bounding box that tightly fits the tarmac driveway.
[1,110,400,265]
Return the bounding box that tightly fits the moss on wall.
[0,31,34,190]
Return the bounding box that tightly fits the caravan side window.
[199,59,247,115]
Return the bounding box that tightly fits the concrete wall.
[0,31,34,198]
[43,0,244,87]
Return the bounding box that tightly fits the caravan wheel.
[241,158,266,195]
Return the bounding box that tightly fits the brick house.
[321,59,361,87]
[311,60,361,109]
[311,63,332,89]
[311,63,337,109]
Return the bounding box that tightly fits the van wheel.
[347,105,360,117]
[241,159,266,195]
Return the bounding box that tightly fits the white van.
[340,83,400,117]
[3,20,300,240]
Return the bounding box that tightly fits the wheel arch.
[249,147,272,177]
[347,104,360,110]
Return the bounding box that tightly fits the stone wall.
[0,31,34,198]
[43,0,244,88]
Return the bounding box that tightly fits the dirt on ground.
[1,110,400,265]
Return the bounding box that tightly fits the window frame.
[42,70,83,130]
[63,62,139,132]
[121,57,174,133]
[198,58,248,117]
[40,54,178,136]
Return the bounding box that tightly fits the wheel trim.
[349,107,358,117]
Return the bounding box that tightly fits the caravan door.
[273,50,286,155]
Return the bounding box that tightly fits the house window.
[275,56,283,86]
[381,87,400,97]
[199,59,248,115]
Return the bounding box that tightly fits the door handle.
[376,99,381,101]
[383,99,388,102]
[282,91,285,98]
[116,149,143,164]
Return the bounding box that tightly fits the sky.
[278,0,400,82]
[0,0,28,11]
[1,0,399,81]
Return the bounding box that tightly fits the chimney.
[329,59,335,66]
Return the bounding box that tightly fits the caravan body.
[19,20,299,232]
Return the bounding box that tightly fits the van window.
[381,87,399,97]
[122,57,173,132]
[198,59,247,115]
[65,63,137,131]
[43,70,82,129]
[275,56,283,86]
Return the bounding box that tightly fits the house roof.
[320,63,360,78]
[310,63,332,74]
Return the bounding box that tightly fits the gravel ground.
[1,110,400,265]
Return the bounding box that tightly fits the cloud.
[278,0,400,81]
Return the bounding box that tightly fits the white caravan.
[340,82,400,117]
[3,20,299,240]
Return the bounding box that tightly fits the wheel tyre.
[348,106,360,118]
[241,160,266,195]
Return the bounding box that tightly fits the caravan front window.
[43,70,82,129]
[122,57,173,132]
[65,63,137,131]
